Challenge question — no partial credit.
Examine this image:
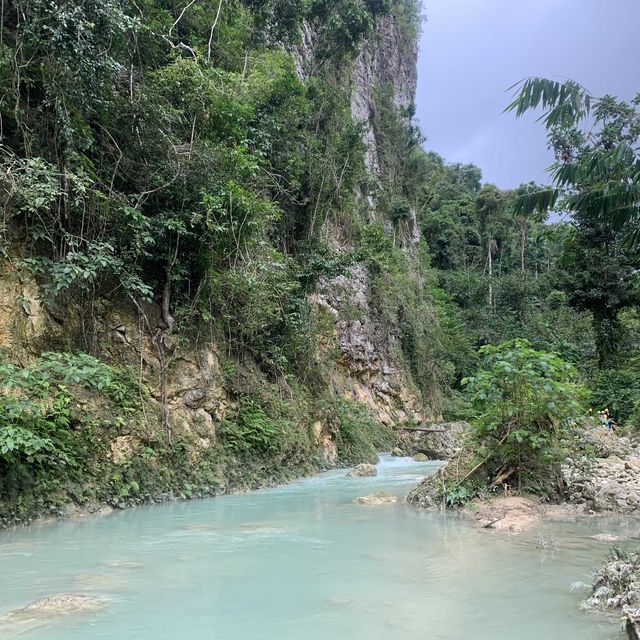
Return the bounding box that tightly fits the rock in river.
[353,492,398,505]
[346,463,377,478]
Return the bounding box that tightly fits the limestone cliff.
[0,3,432,523]
[299,12,432,427]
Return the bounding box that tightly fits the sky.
[416,0,640,188]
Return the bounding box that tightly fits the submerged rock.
[0,594,104,636]
[591,533,622,542]
[346,463,377,478]
[353,492,398,505]
[20,594,103,614]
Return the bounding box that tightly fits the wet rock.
[346,463,377,478]
[591,533,622,542]
[413,453,429,462]
[391,447,404,457]
[584,549,640,636]
[353,492,398,505]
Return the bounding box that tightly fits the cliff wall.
[0,2,433,523]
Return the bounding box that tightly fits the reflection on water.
[0,455,634,640]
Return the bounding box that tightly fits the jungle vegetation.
[0,0,638,515]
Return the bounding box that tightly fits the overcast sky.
[416,0,640,188]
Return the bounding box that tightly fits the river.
[0,455,634,639]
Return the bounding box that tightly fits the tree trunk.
[519,217,526,272]
[488,238,493,308]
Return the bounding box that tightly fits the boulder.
[626,608,640,640]
[346,463,377,478]
[391,447,404,457]
[396,421,468,461]
[413,453,429,462]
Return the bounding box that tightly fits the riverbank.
[406,425,640,524]
[405,423,640,637]
[0,457,324,531]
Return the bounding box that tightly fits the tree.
[476,184,504,308]
[511,183,548,272]
[462,339,587,491]
[507,78,640,361]
[506,77,640,240]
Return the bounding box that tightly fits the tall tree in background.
[512,183,547,272]
[476,184,503,308]
[507,78,640,362]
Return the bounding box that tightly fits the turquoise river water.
[0,455,637,639]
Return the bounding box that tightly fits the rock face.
[351,15,418,175]
[346,463,378,478]
[316,265,428,427]
[296,12,431,428]
[396,422,468,460]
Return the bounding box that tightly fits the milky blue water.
[0,455,635,639]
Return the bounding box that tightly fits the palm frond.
[505,77,593,128]
[513,187,560,216]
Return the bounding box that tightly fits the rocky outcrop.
[351,15,418,174]
[316,266,428,427]
[0,259,59,360]
[563,455,640,514]
[346,463,378,478]
[297,11,429,428]
[396,421,468,460]
[582,550,640,640]
[406,458,460,510]
[563,427,640,514]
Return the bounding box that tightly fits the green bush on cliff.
[219,401,283,456]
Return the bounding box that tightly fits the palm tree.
[505,77,640,247]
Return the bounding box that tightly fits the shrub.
[462,339,587,491]
[334,398,393,464]
[218,401,282,456]
[0,352,143,467]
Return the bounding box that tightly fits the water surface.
[0,455,634,639]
